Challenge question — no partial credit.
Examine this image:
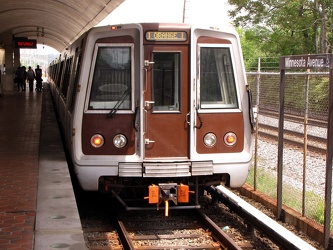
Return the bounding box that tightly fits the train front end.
[72,23,254,210]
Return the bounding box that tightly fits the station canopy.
[0,0,124,52]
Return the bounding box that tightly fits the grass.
[246,165,333,230]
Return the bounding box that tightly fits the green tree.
[228,0,332,55]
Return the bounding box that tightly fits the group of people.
[15,65,43,91]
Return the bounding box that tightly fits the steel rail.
[115,207,241,249]
[115,219,136,250]
[195,209,242,250]
[260,123,326,144]
[259,108,327,128]
[259,123,327,155]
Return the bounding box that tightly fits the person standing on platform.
[27,66,35,91]
[15,66,24,91]
[35,65,42,91]
[22,66,27,91]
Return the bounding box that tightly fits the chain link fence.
[246,57,330,234]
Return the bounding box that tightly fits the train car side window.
[88,43,133,111]
[69,50,81,113]
[61,56,73,99]
[199,46,238,109]
[152,52,180,112]
[56,60,64,89]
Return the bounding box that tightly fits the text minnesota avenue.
[285,56,330,69]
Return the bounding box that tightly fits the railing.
[246,60,332,247]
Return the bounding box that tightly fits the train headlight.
[91,134,104,148]
[224,132,237,146]
[203,133,217,148]
[113,134,127,148]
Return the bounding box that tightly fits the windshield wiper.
[107,89,130,118]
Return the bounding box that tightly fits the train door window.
[199,46,238,109]
[88,44,133,111]
[152,52,180,112]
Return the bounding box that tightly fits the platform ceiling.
[0,0,124,52]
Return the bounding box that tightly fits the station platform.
[0,83,86,249]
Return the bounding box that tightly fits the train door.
[143,45,189,158]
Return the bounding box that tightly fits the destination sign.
[280,54,333,69]
[145,31,187,42]
[14,38,37,49]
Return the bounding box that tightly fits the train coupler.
[144,183,194,216]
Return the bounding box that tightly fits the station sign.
[14,38,37,49]
[279,53,333,70]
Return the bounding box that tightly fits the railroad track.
[257,107,327,155]
[85,207,241,249]
[259,108,327,128]
[79,189,318,249]
[83,188,316,249]
[258,123,327,155]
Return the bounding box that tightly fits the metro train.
[48,23,254,211]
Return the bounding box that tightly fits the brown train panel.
[196,112,244,154]
[96,35,134,44]
[197,36,232,44]
[82,114,136,155]
[144,112,189,158]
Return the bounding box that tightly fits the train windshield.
[88,44,133,110]
[199,46,238,109]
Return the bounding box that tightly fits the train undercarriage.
[98,174,230,216]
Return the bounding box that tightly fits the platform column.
[0,31,15,91]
